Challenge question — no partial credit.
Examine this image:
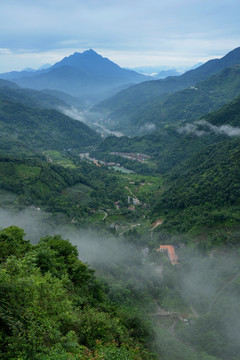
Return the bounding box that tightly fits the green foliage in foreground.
[0,226,156,360]
[1,226,240,360]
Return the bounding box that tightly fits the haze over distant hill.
[0,50,148,100]
[129,62,203,78]
[93,47,240,135]
[99,64,240,135]
[129,66,181,78]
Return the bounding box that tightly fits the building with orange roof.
[93,160,101,167]
[156,245,178,265]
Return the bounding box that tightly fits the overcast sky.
[0,0,240,72]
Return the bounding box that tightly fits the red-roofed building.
[156,245,178,265]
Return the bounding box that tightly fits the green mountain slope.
[93,47,240,135]
[42,88,87,108]
[203,92,240,126]
[93,94,240,173]
[91,95,240,236]
[0,79,20,89]
[131,65,240,131]
[0,81,70,110]
[0,153,129,219]
[0,98,100,154]
[120,89,240,171]
[92,129,225,172]
[146,95,240,234]
[152,137,240,236]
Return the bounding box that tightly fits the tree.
[0,226,30,262]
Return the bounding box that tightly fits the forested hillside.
[93,94,240,170]
[0,154,130,222]
[0,98,100,154]
[152,138,240,235]
[0,81,69,110]
[1,221,240,360]
[0,226,156,360]
[126,65,240,132]
[89,95,240,239]
[93,48,240,135]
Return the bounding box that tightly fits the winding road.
[119,224,138,235]
[98,210,108,220]
[125,186,140,203]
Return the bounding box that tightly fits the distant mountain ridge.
[178,47,240,84]
[121,64,240,133]
[0,79,20,89]
[0,79,70,110]
[0,50,148,100]
[93,47,240,135]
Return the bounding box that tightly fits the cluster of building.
[110,152,151,162]
[79,152,121,167]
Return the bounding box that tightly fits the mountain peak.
[71,49,100,58]
[52,49,103,69]
[81,49,102,58]
[83,49,98,55]
[1,49,146,98]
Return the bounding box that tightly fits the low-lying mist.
[59,106,91,124]
[178,120,240,137]
[59,106,125,137]
[0,207,163,309]
[1,207,240,359]
[0,208,148,277]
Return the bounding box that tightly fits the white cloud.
[139,123,156,134]
[178,120,240,137]
[177,123,207,136]
[0,48,12,55]
[0,0,240,71]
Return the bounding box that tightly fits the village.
[79,151,151,173]
[110,152,151,162]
